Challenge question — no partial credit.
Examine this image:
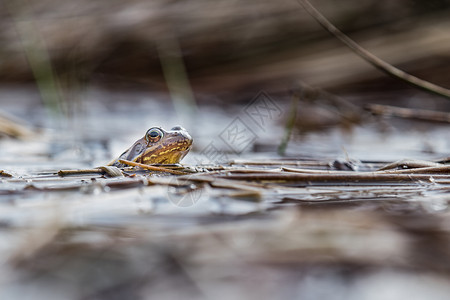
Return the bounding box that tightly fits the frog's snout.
[172,126,192,143]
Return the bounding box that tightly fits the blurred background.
[0,0,450,299]
[1,0,449,160]
[2,0,450,92]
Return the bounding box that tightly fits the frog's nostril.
[171,126,183,131]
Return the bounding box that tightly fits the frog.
[108,126,193,168]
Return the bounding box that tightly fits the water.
[0,85,449,300]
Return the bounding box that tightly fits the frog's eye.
[145,128,164,143]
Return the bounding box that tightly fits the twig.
[58,166,124,177]
[437,157,450,164]
[377,159,444,171]
[58,169,104,176]
[366,104,450,123]
[284,165,450,174]
[58,162,192,177]
[377,166,450,174]
[217,172,449,182]
[296,0,450,100]
[118,159,190,175]
[282,167,354,174]
[230,159,330,166]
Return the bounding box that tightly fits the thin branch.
[296,0,450,100]
[118,159,190,175]
[217,172,449,182]
[366,104,450,123]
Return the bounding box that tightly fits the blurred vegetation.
[1,0,450,98]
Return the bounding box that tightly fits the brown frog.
[108,126,193,168]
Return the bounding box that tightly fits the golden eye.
[145,128,163,143]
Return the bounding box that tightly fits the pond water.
[0,85,449,300]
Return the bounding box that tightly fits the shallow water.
[0,85,449,300]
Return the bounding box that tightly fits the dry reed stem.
[217,172,448,182]
[366,104,450,123]
[118,159,190,175]
[297,0,450,99]
[58,169,105,176]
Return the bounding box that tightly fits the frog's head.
[111,126,193,167]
